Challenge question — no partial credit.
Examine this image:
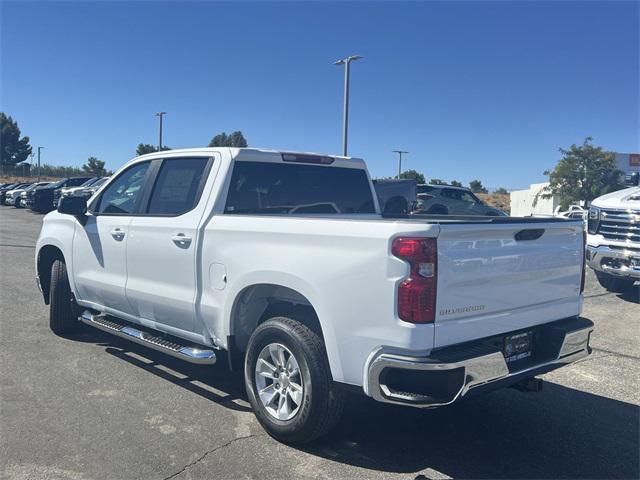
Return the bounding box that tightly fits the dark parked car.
[71,176,110,200]
[28,177,92,213]
[52,177,102,208]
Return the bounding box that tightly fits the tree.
[450,180,463,187]
[208,131,248,147]
[494,187,509,195]
[429,178,445,185]
[136,143,171,156]
[1,113,32,169]
[82,157,108,177]
[543,137,622,209]
[399,169,425,184]
[469,179,488,194]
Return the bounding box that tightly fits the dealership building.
[510,152,639,217]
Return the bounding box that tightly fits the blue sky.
[1,1,638,189]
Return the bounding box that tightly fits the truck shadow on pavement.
[70,327,639,479]
[68,326,251,413]
[303,385,639,479]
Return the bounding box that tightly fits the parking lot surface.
[1,206,638,480]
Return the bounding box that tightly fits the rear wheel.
[427,204,448,215]
[595,271,636,293]
[49,259,79,334]
[244,316,344,444]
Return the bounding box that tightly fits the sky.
[1,1,638,190]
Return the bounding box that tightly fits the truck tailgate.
[435,220,584,348]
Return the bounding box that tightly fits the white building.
[615,153,640,176]
[510,153,639,216]
[510,182,559,217]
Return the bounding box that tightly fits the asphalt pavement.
[0,207,638,480]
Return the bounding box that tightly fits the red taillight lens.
[392,237,437,323]
[580,230,586,294]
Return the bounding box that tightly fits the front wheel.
[244,316,344,444]
[49,259,79,334]
[595,271,636,293]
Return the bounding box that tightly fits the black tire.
[244,316,344,444]
[427,204,448,215]
[595,271,635,293]
[49,259,79,334]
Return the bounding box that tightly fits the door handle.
[172,233,192,247]
[110,228,125,241]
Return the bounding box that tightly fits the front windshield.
[92,177,109,188]
[48,180,66,188]
[80,178,99,187]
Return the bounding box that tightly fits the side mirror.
[58,195,87,216]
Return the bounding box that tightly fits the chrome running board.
[79,311,216,365]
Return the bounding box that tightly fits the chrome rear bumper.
[366,317,593,408]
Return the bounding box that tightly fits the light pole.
[393,150,408,179]
[37,147,44,182]
[334,55,363,156]
[155,112,167,150]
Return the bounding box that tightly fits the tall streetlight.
[393,150,408,179]
[37,147,44,182]
[334,55,363,156]
[155,112,167,150]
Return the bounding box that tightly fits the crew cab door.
[125,156,216,334]
[72,161,152,316]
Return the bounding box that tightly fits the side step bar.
[79,311,216,365]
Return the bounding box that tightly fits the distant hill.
[477,193,510,215]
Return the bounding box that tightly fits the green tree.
[208,131,248,147]
[494,187,509,195]
[543,137,622,209]
[82,157,108,177]
[399,169,425,184]
[429,178,445,185]
[1,113,32,169]
[450,180,463,187]
[136,143,171,156]
[469,179,488,194]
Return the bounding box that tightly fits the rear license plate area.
[504,331,533,363]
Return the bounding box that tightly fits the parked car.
[555,205,587,220]
[372,179,417,214]
[16,182,52,208]
[68,176,110,201]
[415,184,506,216]
[586,186,640,293]
[53,177,103,208]
[4,183,34,206]
[36,148,592,444]
[28,177,92,213]
[1,183,31,205]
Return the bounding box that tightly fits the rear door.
[125,155,217,333]
[434,220,584,347]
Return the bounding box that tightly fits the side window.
[146,158,209,215]
[95,162,150,214]
[224,161,376,215]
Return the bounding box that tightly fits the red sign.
[630,154,640,166]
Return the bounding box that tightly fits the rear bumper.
[365,317,593,408]
[586,244,640,279]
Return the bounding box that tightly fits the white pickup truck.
[586,185,640,292]
[36,148,593,443]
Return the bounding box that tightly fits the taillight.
[580,230,586,294]
[392,237,437,323]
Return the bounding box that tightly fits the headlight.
[587,207,600,234]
